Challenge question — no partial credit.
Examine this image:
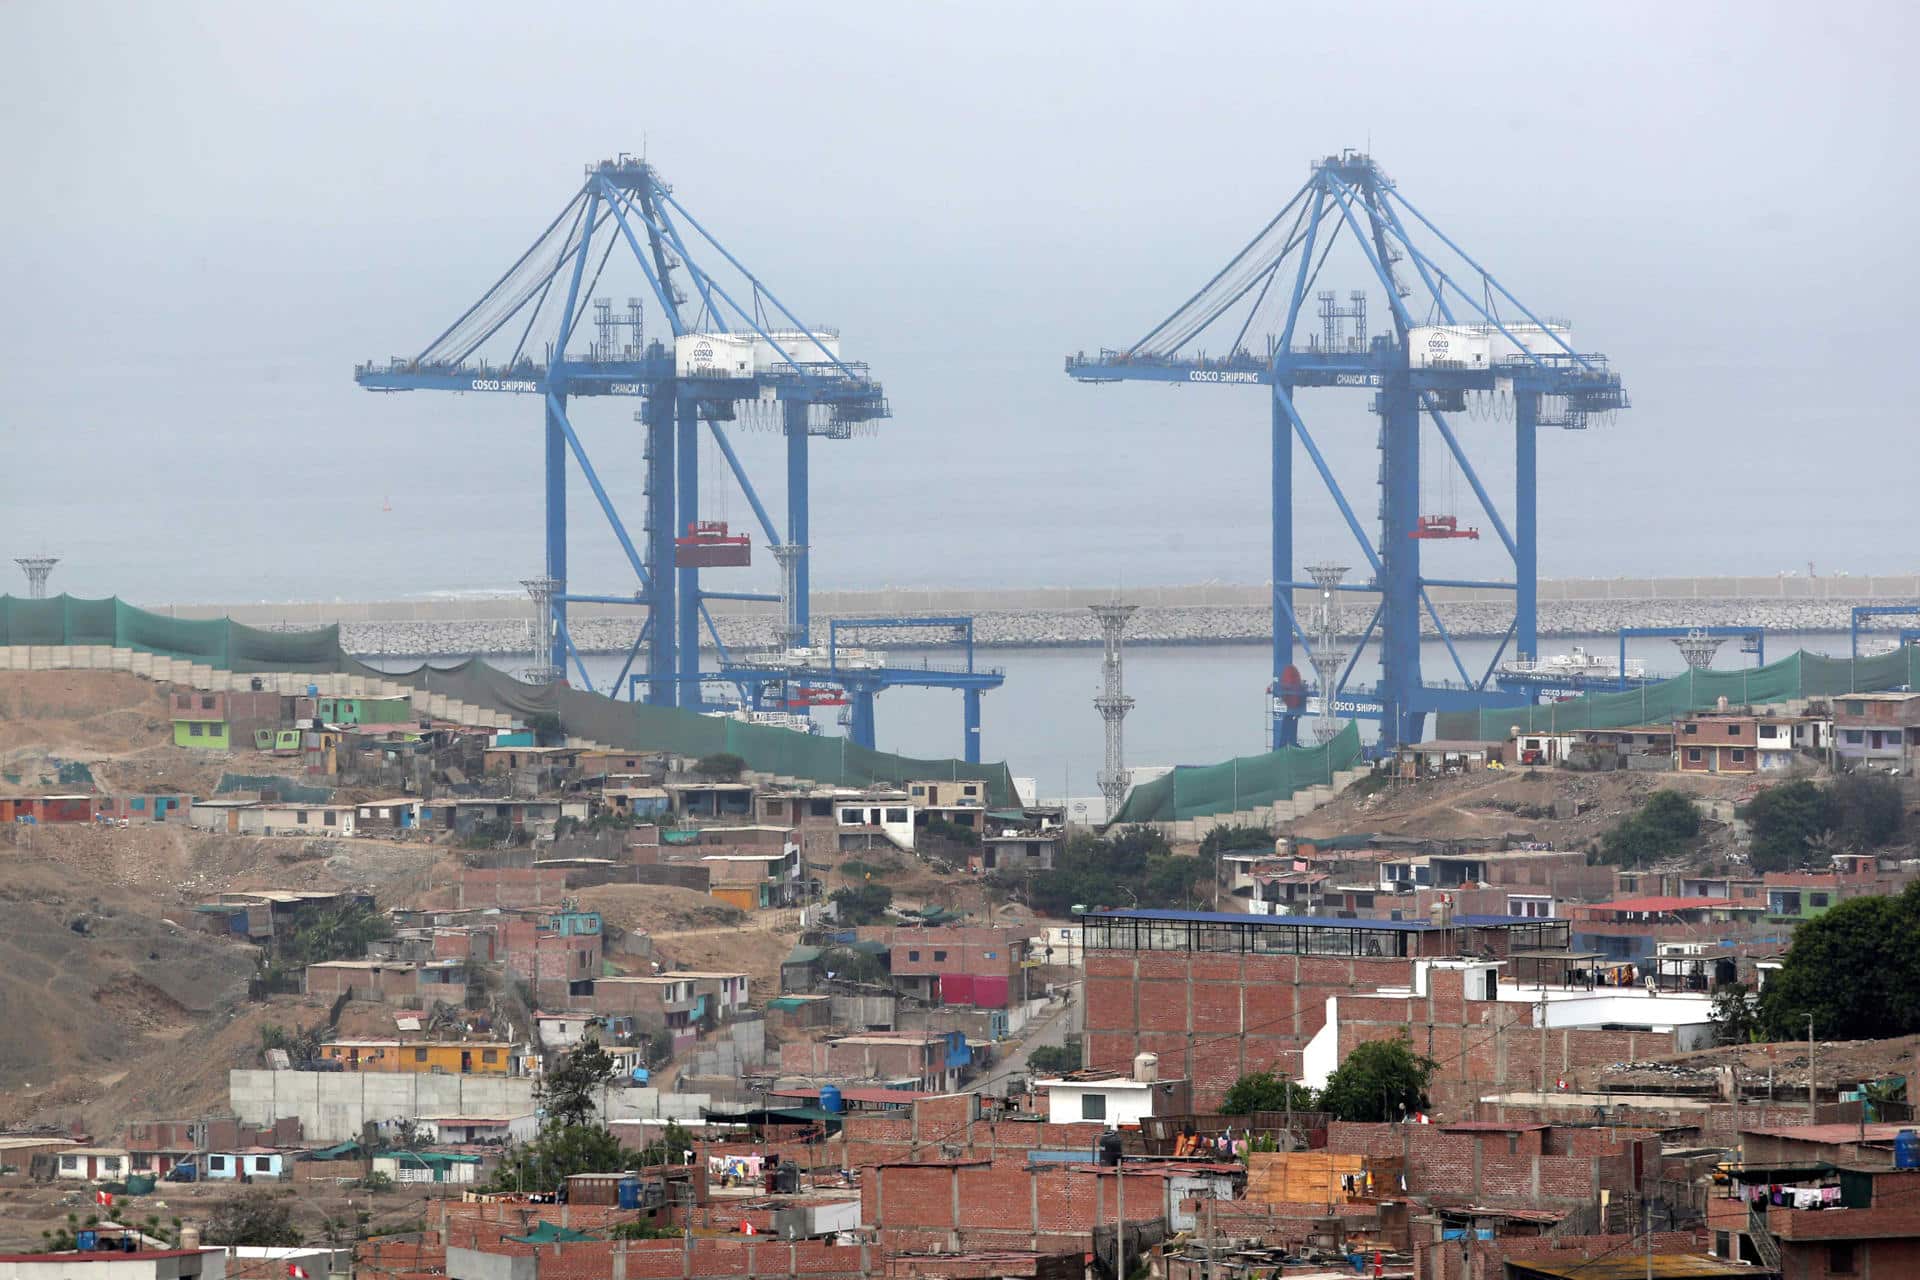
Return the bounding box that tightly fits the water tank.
[76,1232,98,1253]
[180,1225,202,1250]
[1098,1132,1124,1166]
[1897,1130,1919,1169]
[1429,896,1455,930]
[819,1085,845,1113]
[617,1177,643,1210]
[1133,1052,1160,1083]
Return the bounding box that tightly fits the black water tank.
[1098,1133,1124,1166]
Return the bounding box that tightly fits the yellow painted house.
[320,1039,515,1075]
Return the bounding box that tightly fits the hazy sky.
[3,0,1916,604]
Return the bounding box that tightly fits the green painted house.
[173,719,230,750]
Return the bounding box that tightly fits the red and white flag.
[287,1265,309,1280]
[739,1221,757,1236]
[94,1190,113,1207]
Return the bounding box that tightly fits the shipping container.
[674,333,754,379]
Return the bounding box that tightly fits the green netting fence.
[1439,646,1920,740]
[0,594,1017,806]
[1111,722,1364,824]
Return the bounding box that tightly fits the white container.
[1408,325,1491,370]
[1483,322,1574,363]
[1132,1051,1159,1083]
[675,333,755,379]
[752,328,841,372]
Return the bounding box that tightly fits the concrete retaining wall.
[227,1070,708,1142]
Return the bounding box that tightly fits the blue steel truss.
[1065,151,1627,751]
[354,156,889,708]
[1851,606,1920,659]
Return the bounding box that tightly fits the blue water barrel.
[617,1177,642,1209]
[1896,1129,1919,1169]
[819,1085,844,1114]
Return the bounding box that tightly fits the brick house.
[1832,690,1920,771]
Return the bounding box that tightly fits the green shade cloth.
[1112,721,1364,823]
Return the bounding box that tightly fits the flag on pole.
[93,1190,113,1207]
[287,1265,309,1279]
[740,1221,757,1235]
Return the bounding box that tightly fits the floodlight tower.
[1673,629,1726,671]
[520,577,565,685]
[1091,603,1139,822]
[1066,150,1627,752]
[1305,564,1350,743]
[15,556,57,599]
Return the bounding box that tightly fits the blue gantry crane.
[355,155,889,708]
[1851,606,1920,659]
[1066,150,1628,752]
[691,616,1005,762]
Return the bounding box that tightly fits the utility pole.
[1808,1016,1818,1121]
[1116,1162,1127,1280]
[1538,990,1550,1095]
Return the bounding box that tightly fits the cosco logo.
[693,342,714,362]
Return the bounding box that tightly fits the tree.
[1199,825,1274,858]
[1746,780,1834,871]
[1219,1070,1316,1115]
[1318,1038,1436,1122]
[1709,982,1761,1046]
[541,1036,616,1127]
[202,1190,301,1246]
[830,882,894,925]
[694,752,745,780]
[1760,883,1920,1041]
[1595,790,1701,867]
[1027,1040,1083,1076]
[1016,825,1209,916]
[1829,773,1905,851]
[488,1121,633,1193]
[279,903,393,966]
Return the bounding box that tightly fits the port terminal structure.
[1066,150,1628,753]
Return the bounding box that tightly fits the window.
[60,1156,77,1171]
[1507,1134,1520,1153]
[1844,701,1865,716]
[296,810,309,824]
[963,785,979,797]
[840,809,862,824]
[1687,749,1702,763]
[131,798,145,811]
[933,950,948,962]
[908,950,920,961]
[1731,750,1747,763]
[1828,1242,1856,1273]
[190,722,204,737]
[201,695,215,710]
[1727,723,1741,736]
[324,811,337,826]
[1759,724,1780,739]
[1683,722,1698,735]
[1081,1092,1107,1121]
[885,808,908,823]
[810,799,832,817]
[764,800,784,816]
[210,1156,228,1171]
[1844,730,1864,744]
[414,1048,428,1062]
[1811,893,1829,908]
[482,1050,498,1063]
[253,1156,272,1172]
